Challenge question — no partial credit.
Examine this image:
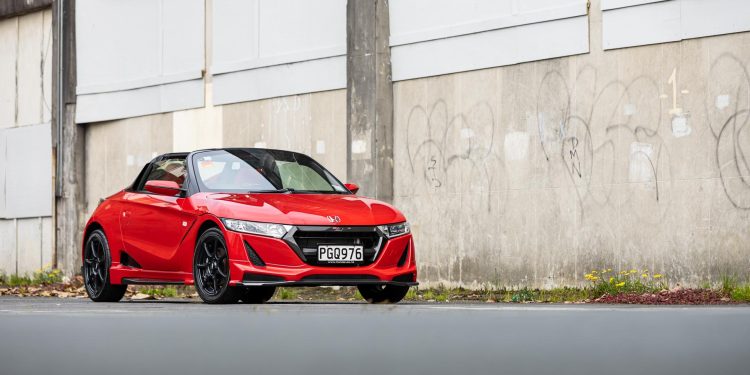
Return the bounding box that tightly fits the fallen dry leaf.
[131,293,155,300]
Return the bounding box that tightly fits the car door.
[120,156,197,272]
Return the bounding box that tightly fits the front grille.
[284,226,386,267]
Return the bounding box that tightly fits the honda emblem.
[327,215,341,223]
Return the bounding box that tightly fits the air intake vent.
[120,251,141,269]
[397,243,410,267]
[244,241,266,267]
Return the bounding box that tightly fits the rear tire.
[193,228,240,304]
[358,284,410,304]
[83,229,127,302]
[239,286,276,303]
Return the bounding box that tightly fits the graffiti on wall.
[403,52,750,217]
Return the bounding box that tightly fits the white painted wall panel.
[76,0,205,122]
[601,0,667,10]
[390,0,589,81]
[214,56,345,105]
[76,79,203,124]
[681,0,750,40]
[0,123,52,218]
[602,1,681,49]
[212,0,346,104]
[213,0,257,72]
[603,0,750,50]
[391,0,585,46]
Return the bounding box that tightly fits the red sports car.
[82,148,417,304]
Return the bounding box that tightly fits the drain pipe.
[52,0,65,269]
[55,0,64,198]
[55,0,65,198]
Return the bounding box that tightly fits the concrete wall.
[393,12,750,287]
[0,9,53,276]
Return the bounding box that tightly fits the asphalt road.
[1,297,748,375]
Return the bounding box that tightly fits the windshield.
[192,149,349,194]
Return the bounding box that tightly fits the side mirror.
[345,183,360,194]
[145,180,183,196]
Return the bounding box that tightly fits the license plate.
[318,245,363,263]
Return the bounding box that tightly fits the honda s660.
[82,148,417,304]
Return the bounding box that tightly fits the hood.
[203,193,406,226]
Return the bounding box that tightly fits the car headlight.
[221,218,292,238]
[378,222,410,238]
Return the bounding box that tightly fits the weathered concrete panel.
[41,216,52,268]
[41,8,51,124]
[16,11,45,126]
[393,29,750,288]
[0,219,17,275]
[16,217,43,275]
[0,17,18,128]
[221,90,348,181]
[84,113,174,216]
[172,83,223,152]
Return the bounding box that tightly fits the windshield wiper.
[247,188,295,193]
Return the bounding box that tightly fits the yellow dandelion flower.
[629,269,637,274]
[609,277,615,283]
[615,282,625,287]
[641,273,649,278]
[653,274,663,279]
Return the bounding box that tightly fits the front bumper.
[223,226,418,287]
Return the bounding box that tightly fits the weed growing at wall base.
[0,266,63,287]
[585,268,667,297]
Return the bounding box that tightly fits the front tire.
[83,229,127,302]
[193,228,240,304]
[239,286,276,303]
[358,284,410,304]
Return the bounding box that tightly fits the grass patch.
[730,285,750,302]
[276,287,298,300]
[404,288,418,300]
[138,286,178,298]
[721,275,750,302]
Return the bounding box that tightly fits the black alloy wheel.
[358,284,410,304]
[194,228,239,304]
[83,229,127,302]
